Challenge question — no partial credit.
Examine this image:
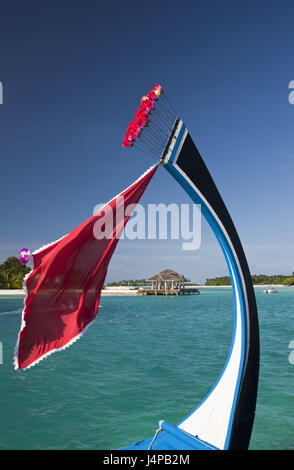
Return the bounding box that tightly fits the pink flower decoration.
[122,84,163,146]
[19,248,31,264]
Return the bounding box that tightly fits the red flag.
[14,164,158,370]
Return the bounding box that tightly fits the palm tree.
[0,257,30,289]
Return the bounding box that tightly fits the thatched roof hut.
[146,269,190,283]
[146,269,190,290]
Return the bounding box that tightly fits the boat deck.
[120,421,217,450]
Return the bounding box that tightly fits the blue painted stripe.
[163,133,248,449]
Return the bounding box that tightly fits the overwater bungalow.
[137,269,200,296]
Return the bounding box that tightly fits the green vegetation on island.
[0,257,31,289]
[282,277,294,286]
[205,276,232,286]
[205,274,294,286]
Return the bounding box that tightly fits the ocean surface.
[0,287,293,450]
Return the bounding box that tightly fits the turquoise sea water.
[0,287,293,450]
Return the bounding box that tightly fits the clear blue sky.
[0,0,293,283]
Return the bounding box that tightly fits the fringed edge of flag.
[94,162,160,211]
[14,316,95,371]
[32,233,68,256]
[13,253,97,371]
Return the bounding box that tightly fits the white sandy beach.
[0,288,138,296]
[0,289,26,296]
[0,287,141,296]
[0,284,286,297]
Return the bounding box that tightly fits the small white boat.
[263,287,276,294]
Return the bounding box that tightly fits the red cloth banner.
[15,164,158,370]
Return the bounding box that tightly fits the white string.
[148,421,163,450]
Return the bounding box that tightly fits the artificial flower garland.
[122,84,162,147]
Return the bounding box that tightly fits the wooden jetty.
[137,287,200,296]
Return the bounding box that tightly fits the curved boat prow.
[121,118,259,451]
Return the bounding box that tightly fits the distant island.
[107,274,294,287]
[1,256,294,289]
[205,275,294,287]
